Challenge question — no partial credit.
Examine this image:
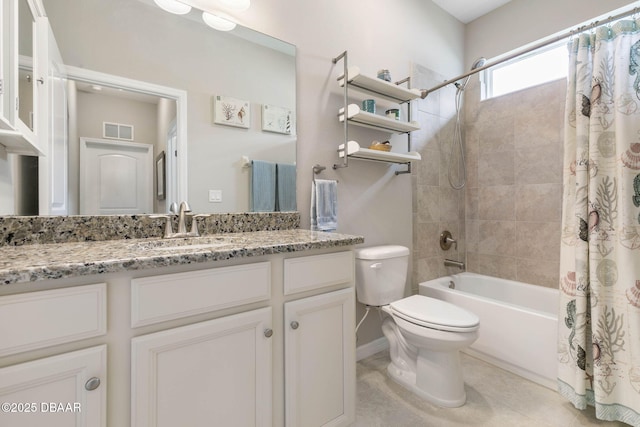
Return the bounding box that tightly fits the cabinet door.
[0,345,107,427]
[284,288,355,427]
[0,0,15,130]
[131,307,273,427]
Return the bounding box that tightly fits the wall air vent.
[103,122,134,141]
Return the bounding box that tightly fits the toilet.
[355,245,480,407]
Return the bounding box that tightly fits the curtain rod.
[420,5,640,99]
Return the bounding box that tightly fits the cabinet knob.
[264,328,273,338]
[85,377,101,391]
[37,77,44,85]
[290,321,299,330]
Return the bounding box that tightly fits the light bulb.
[202,11,237,31]
[154,0,192,15]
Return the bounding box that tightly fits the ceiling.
[431,0,514,23]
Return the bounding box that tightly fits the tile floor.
[355,351,629,426]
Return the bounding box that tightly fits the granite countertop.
[0,229,364,286]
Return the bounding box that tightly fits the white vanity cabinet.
[129,262,274,427]
[0,283,108,426]
[283,251,356,427]
[0,246,357,427]
[131,308,273,427]
[0,345,107,427]
[284,289,355,427]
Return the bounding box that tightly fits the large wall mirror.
[7,0,296,215]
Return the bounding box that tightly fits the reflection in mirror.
[13,0,38,215]
[17,0,34,131]
[7,0,296,215]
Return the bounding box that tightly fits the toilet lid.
[390,295,479,332]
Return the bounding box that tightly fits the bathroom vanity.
[0,225,363,427]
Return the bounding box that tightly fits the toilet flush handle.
[370,262,382,269]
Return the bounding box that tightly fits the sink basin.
[137,236,231,252]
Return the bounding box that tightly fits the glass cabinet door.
[17,0,36,134]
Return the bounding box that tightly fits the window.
[483,42,568,100]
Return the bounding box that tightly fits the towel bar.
[312,164,338,183]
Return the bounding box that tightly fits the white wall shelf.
[338,141,421,164]
[338,66,422,103]
[339,104,420,133]
[332,51,421,175]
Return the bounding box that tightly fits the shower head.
[419,56,488,98]
[471,57,487,70]
[455,57,487,91]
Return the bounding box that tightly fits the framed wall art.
[156,151,166,201]
[261,104,293,134]
[213,95,250,129]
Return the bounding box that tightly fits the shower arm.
[419,6,640,99]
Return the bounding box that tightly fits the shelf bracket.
[395,163,412,175]
[332,51,349,171]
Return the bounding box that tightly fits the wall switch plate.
[208,190,222,202]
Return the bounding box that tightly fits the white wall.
[465,0,637,66]
[0,147,14,215]
[211,0,465,345]
[76,92,158,145]
[230,0,464,233]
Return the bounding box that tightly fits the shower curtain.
[558,18,640,426]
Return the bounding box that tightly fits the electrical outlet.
[208,190,222,202]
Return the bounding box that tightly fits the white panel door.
[0,345,107,427]
[131,307,273,427]
[284,288,356,427]
[36,16,68,215]
[79,137,152,214]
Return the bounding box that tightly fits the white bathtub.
[419,272,558,389]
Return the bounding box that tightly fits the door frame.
[65,65,188,209]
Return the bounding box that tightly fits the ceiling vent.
[103,122,134,141]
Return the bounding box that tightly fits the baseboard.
[356,337,389,361]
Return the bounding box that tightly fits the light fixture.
[202,11,236,31]
[153,0,192,15]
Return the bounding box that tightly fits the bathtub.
[419,272,558,390]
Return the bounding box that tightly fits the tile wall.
[411,64,465,291]
[411,63,566,290]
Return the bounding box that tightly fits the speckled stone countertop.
[0,229,364,286]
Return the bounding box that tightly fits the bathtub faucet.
[444,259,465,270]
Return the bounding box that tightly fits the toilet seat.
[389,295,479,332]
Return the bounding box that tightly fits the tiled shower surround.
[412,63,565,289]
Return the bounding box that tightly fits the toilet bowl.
[355,245,479,407]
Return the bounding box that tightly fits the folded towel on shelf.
[251,160,276,212]
[276,163,297,211]
[311,179,338,232]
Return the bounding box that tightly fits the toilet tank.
[354,245,410,306]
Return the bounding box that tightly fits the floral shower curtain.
[558,17,640,426]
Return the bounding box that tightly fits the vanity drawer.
[284,251,353,295]
[131,262,271,327]
[0,283,107,357]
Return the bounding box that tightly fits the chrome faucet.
[444,259,465,270]
[176,201,192,235]
[440,231,457,250]
[152,201,209,238]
